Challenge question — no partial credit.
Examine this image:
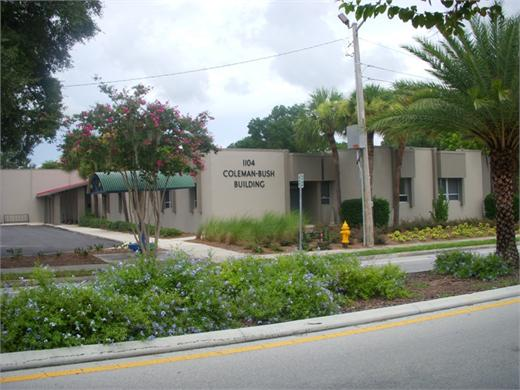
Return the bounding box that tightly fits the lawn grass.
[348,238,507,257]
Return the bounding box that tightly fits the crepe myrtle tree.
[61,84,216,254]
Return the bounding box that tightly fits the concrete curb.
[1,285,518,372]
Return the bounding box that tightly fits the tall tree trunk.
[490,148,519,267]
[367,130,375,195]
[392,140,405,227]
[328,132,341,223]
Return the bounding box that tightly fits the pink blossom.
[122,106,129,114]
[107,117,114,123]
[81,123,93,137]
[156,160,164,169]
[143,139,152,146]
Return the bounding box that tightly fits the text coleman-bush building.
[0,146,492,232]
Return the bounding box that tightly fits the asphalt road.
[3,299,518,389]
[0,225,120,256]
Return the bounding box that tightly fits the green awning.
[90,172,194,194]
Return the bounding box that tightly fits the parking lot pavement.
[0,225,121,257]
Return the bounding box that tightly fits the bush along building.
[1,147,493,233]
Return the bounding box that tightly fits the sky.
[30,0,520,166]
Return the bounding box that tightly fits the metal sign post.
[298,173,304,251]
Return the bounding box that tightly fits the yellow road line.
[2,298,518,384]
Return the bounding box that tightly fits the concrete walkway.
[55,225,240,261]
[55,224,501,262]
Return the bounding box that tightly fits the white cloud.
[30,0,520,165]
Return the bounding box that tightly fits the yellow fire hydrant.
[340,221,351,247]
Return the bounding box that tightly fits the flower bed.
[388,222,496,243]
[1,252,407,352]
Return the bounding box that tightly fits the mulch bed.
[0,249,132,268]
[189,238,373,254]
[345,271,519,313]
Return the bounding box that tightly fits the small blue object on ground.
[128,243,156,252]
[128,243,140,252]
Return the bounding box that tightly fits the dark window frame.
[438,178,462,201]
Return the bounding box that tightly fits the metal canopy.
[90,172,194,194]
[36,181,88,198]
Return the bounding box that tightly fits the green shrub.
[340,197,390,228]
[79,214,182,238]
[484,193,519,221]
[340,199,363,227]
[373,198,390,227]
[431,193,449,223]
[1,252,409,352]
[434,251,511,281]
[159,227,183,238]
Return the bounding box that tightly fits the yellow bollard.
[340,221,351,247]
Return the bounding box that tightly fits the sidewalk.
[55,224,240,261]
[56,224,501,262]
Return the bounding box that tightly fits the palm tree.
[348,85,394,195]
[389,15,519,265]
[370,81,430,226]
[296,88,351,222]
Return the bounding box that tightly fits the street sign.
[347,124,366,149]
[298,173,304,189]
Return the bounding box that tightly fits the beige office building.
[0,147,491,233]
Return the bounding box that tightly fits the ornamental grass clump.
[434,251,512,281]
[1,252,409,353]
[198,212,301,247]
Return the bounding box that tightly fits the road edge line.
[1,285,518,372]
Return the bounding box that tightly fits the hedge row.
[79,214,182,238]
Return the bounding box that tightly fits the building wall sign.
[222,159,276,189]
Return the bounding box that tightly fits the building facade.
[0,147,492,232]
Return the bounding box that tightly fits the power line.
[361,62,435,81]
[363,76,394,84]
[62,37,349,88]
[358,36,418,59]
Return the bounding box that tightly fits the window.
[438,178,462,201]
[162,190,171,211]
[320,182,330,205]
[118,193,123,214]
[190,185,197,212]
[400,178,412,203]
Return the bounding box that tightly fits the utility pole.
[352,22,374,247]
[339,15,374,247]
